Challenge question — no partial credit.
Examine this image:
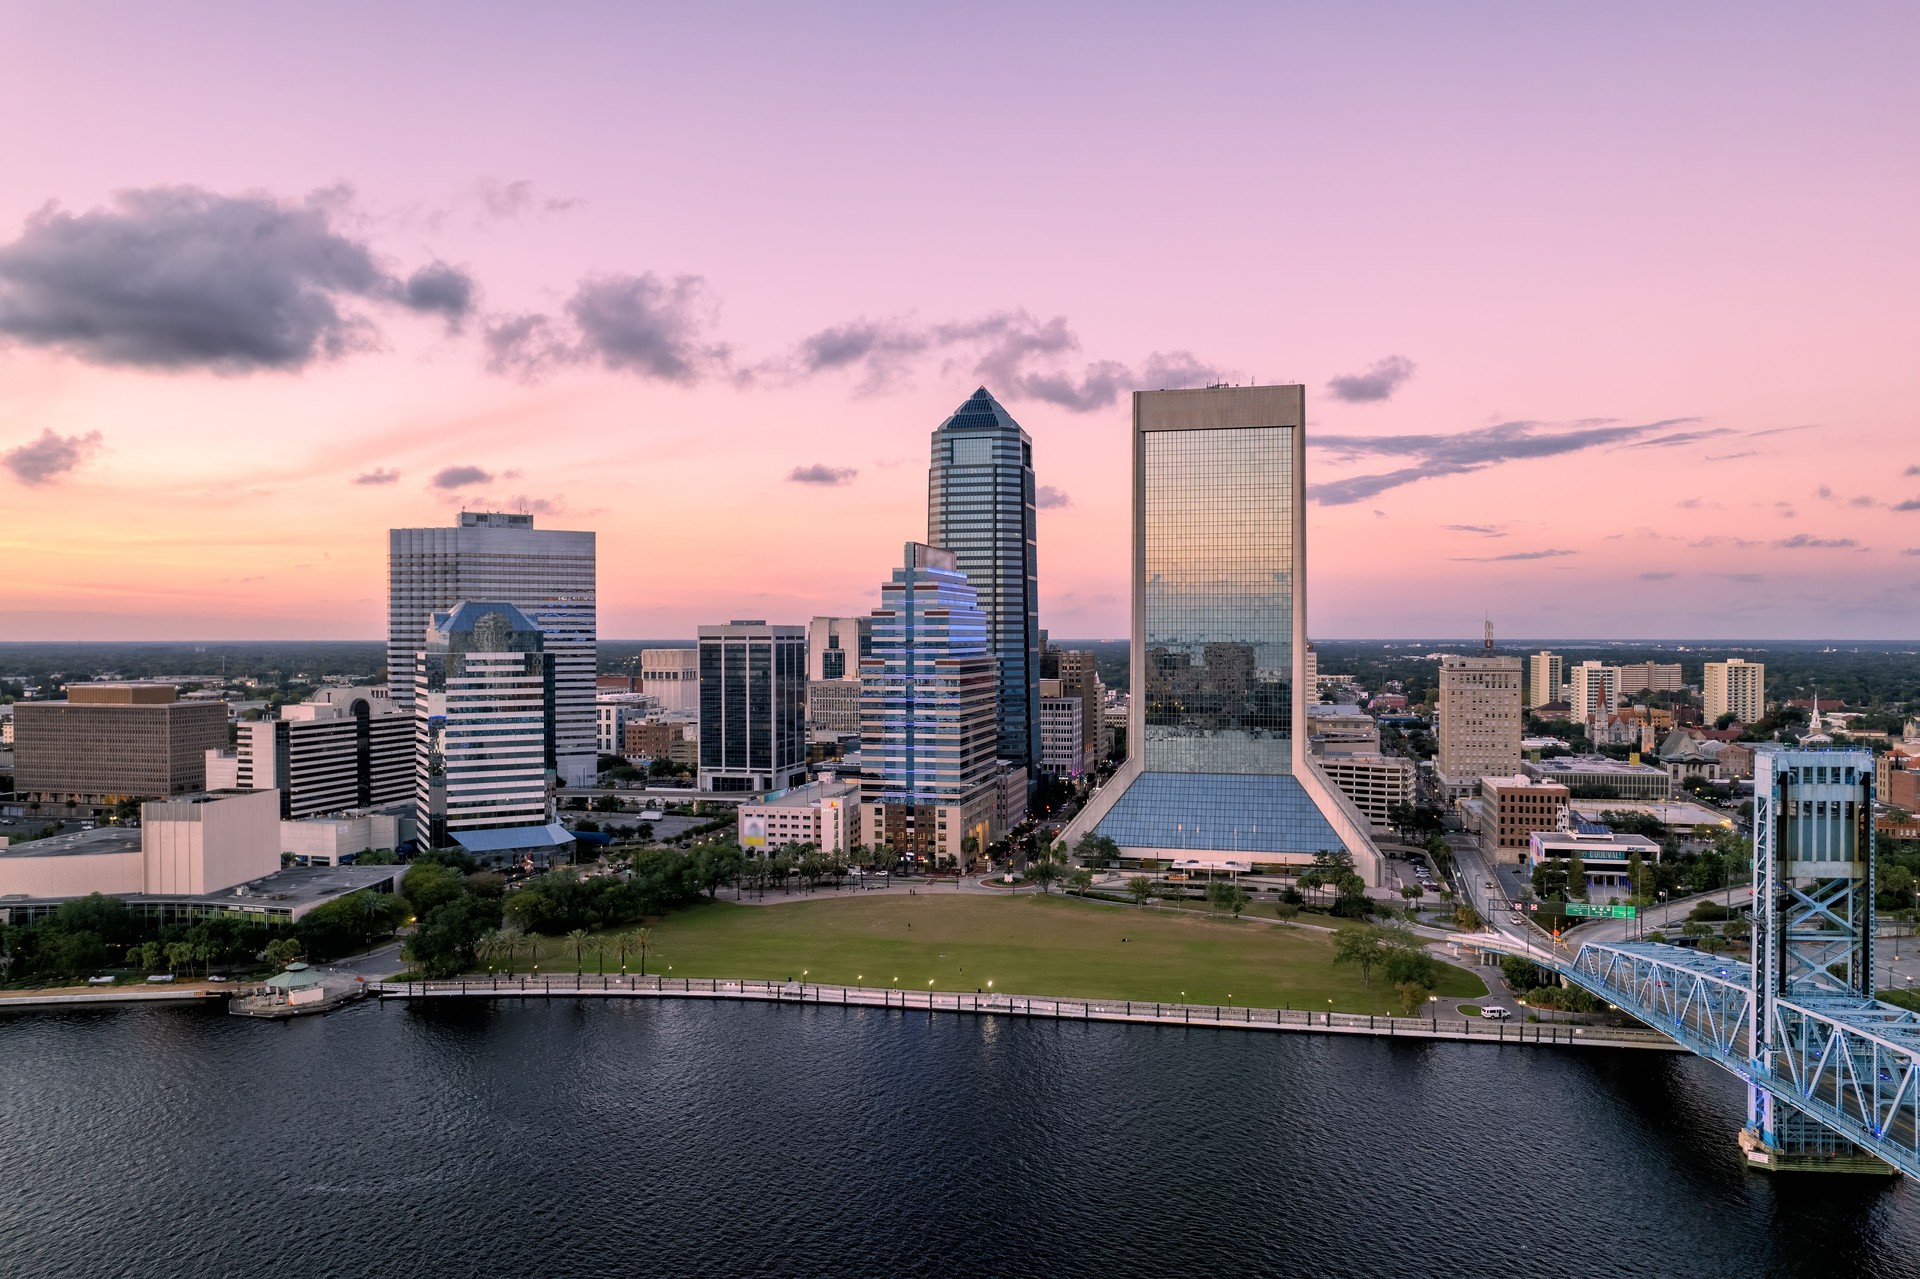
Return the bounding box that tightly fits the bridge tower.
[1744,746,1890,1172]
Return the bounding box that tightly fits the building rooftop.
[1567,799,1733,830]
[0,826,142,858]
[1525,754,1669,777]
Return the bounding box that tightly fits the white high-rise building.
[1705,658,1766,725]
[639,648,701,714]
[1569,661,1621,726]
[1527,651,1564,710]
[388,512,596,786]
[213,687,411,818]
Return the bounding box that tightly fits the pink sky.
[2,4,1916,641]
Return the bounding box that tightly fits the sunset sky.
[2,4,1916,641]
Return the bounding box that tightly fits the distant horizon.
[2,637,1916,650]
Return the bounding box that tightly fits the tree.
[401,861,465,920]
[691,843,744,899]
[1332,926,1385,987]
[567,928,591,973]
[1454,902,1483,931]
[263,937,304,969]
[404,894,503,979]
[1205,880,1235,914]
[1074,833,1120,868]
[1298,869,1325,906]
[1068,867,1095,895]
[1626,850,1649,905]
[1332,872,1371,919]
[1028,858,1062,894]
[1126,875,1153,907]
[1273,901,1301,922]
[1396,980,1432,1015]
[165,940,196,976]
[1565,846,1589,901]
[634,926,653,976]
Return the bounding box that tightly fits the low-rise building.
[1305,704,1380,755]
[14,683,228,807]
[1476,775,1572,864]
[737,777,862,855]
[623,720,682,761]
[1654,729,1727,787]
[1567,799,1733,837]
[1038,680,1086,780]
[1522,754,1675,800]
[280,809,408,865]
[1527,817,1662,897]
[1313,753,1417,830]
[0,789,282,901]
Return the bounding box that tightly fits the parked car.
[145,974,176,984]
[87,975,114,985]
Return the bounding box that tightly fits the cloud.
[1443,524,1505,536]
[0,185,477,372]
[1621,428,1734,449]
[484,271,727,383]
[1327,355,1416,403]
[1816,485,1833,500]
[2,428,102,485]
[431,464,493,489]
[1896,498,1920,512]
[1904,549,1920,557]
[787,463,857,486]
[1036,485,1073,509]
[1773,534,1861,549]
[1849,495,1877,508]
[1449,548,1577,563]
[353,468,400,485]
[1678,497,1701,509]
[1705,450,1758,461]
[779,308,1223,410]
[1640,571,1678,581]
[1907,465,1920,477]
[473,178,583,221]
[1747,424,1816,438]
[1308,417,1699,505]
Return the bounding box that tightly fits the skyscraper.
[415,602,556,851]
[859,543,1003,864]
[388,512,596,786]
[807,615,873,735]
[927,387,1039,776]
[1568,660,1620,726]
[1062,385,1380,883]
[696,621,807,792]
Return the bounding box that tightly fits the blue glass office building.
[928,388,1040,777]
[1063,385,1380,882]
[860,543,1002,859]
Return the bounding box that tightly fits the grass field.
[496,892,1487,1015]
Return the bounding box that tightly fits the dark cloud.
[787,464,857,486]
[780,308,1223,410]
[1327,355,1416,403]
[1308,417,1699,505]
[1904,548,1920,557]
[1640,571,1678,581]
[1449,548,1577,563]
[3,428,102,485]
[483,272,727,383]
[1036,485,1073,509]
[1816,485,1834,500]
[1896,498,1920,512]
[1906,465,1920,477]
[1442,524,1504,536]
[1774,534,1861,549]
[0,186,476,371]
[353,468,400,485]
[431,464,493,489]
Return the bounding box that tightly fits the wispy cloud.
[431,464,493,489]
[1622,428,1734,449]
[1705,450,1758,461]
[1449,548,1576,563]
[1036,485,1072,509]
[1326,355,1416,403]
[787,463,857,486]
[353,467,400,485]
[1640,571,1678,580]
[2,428,102,485]
[1774,534,1861,550]
[1308,417,1699,506]
[1442,524,1505,536]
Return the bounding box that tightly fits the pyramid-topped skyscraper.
[927,387,1040,779]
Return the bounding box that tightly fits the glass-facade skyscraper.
[927,387,1039,777]
[859,543,1005,863]
[388,512,596,787]
[696,621,807,793]
[1062,385,1380,882]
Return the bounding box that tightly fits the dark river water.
[2,998,1918,1279]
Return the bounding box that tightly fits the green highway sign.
[1563,903,1636,918]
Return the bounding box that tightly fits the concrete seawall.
[376,975,1684,1052]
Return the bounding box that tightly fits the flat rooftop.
[0,826,142,858]
[1568,799,1733,829]
[1526,755,1668,776]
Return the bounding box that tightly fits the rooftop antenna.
[1484,617,1494,652]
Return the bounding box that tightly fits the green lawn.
[494,892,1486,1015]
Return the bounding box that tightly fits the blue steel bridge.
[1509,747,1919,1176]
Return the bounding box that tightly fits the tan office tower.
[1527,651,1564,710]
[13,684,228,805]
[1436,654,1523,800]
[1704,658,1766,724]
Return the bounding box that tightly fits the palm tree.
[567,928,590,974]
[475,930,507,974]
[608,929,637,973]
[634,926,653,977]
[523,933,543,972]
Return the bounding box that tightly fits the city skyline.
[2,7,1918,642]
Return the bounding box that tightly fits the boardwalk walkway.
[377,974,1682,1052]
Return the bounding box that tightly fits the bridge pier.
[1739,1108,1898,1177]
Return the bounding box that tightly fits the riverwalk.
[376,974,1684,1051]
[0,985,227,1009]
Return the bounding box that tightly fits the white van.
[1482,1006,1513,1021]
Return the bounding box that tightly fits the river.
[2,999,1916,1278]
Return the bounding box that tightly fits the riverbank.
[0,983,228,1008]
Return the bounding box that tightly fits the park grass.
[499,891,1487,1015]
